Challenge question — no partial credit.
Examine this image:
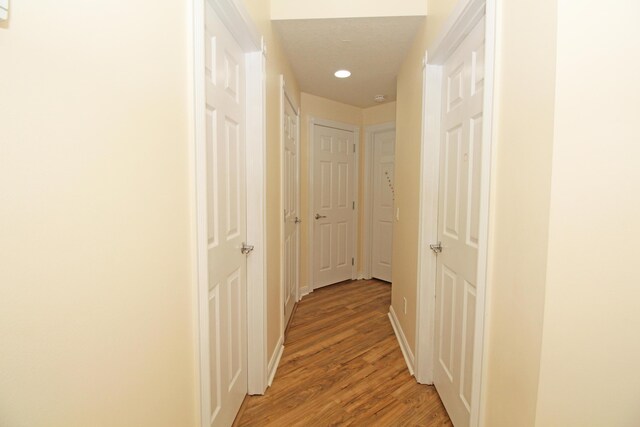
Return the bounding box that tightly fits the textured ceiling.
[273,16,425,108]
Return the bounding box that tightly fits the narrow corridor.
[236,280,452,426]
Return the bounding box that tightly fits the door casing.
[414,0,496,426]
[280,74,300,337]
[307,117,360,291]
[191,1,268,425]
[362,121,396,280]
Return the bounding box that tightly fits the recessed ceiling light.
[374,94,386,103]
[334,69,351,79]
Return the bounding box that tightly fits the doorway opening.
[280,75,301,332]
[308,118,359,290]
[192,0,268,426]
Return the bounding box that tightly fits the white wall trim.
[186,0,201,419]
[414,1,495,427]
[279,75,301,340]
[294,101,301,304]
[245,50,268,397]
[207,0,262,52]
[415,55,441,386]
[192,1,267,425]
[352,125,360,282]
[299,285,311,299]
[428,0,486,65]
[473,0,496,424]
[279,75,285,347]
[388,306,415,376]
[362,121,396,280]
[193,3,211,425]
[307,117,360,290]
[267,338,285,386]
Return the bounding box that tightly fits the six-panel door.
[204,4,248,426]
[433,17,486,427]
[371,129,395,282]
[313,125,356,288]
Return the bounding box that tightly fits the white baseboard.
[299,285,311,299]
[388,305,415,376]
[267,337,284,386]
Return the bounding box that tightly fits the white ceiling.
[273,16,425,108]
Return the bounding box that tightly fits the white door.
[204,5,248,426]
[282,87,299,328]
[371,128,395,282]
[433,17,485,427]
[312,124,356,289]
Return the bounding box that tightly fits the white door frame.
[279,74,300,338]
[414,0,496,426]
[307,117,360,291]
[362,121,395,280]
[191,1,267,425]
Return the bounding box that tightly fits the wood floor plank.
[237,279,452,426]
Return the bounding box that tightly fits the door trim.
[191,1,267,425]
[414,0,496,426]
[279,74,300,340]
[307,117,360,291]
[362,121,395,280]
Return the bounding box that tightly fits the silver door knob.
[241,242,254,255]
[315,213,327,220]
[429,242,443,254]
[294,217,301,224]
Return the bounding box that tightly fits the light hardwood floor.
[236,279,452,426]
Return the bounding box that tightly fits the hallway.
[236,280,452,426]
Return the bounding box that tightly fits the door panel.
[433,17,485,427]
[282,91,299,329]
[371,128,395,282]
[208,287,221,421]
[337,222,348,267]
[467,115,483,247]
[443,126,462,239]
[204,4,248,426]
[313,125,356,288]
[320,161,332,208]
[319,223,332,271]
[337,163,349,207]
[460,281,476,410]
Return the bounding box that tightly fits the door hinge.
[352,201,355,210]
[353,143,356,153]
[351,257,355,266]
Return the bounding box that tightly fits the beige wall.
[271,0,427,20]
[362,102,397,126]
[392,0,457,351]
[0,2,197,426]
[241,0,301,360]
[482,0,640,425]
[534,1,640,425]
[392,21,426,351]
[480,0,557,424]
